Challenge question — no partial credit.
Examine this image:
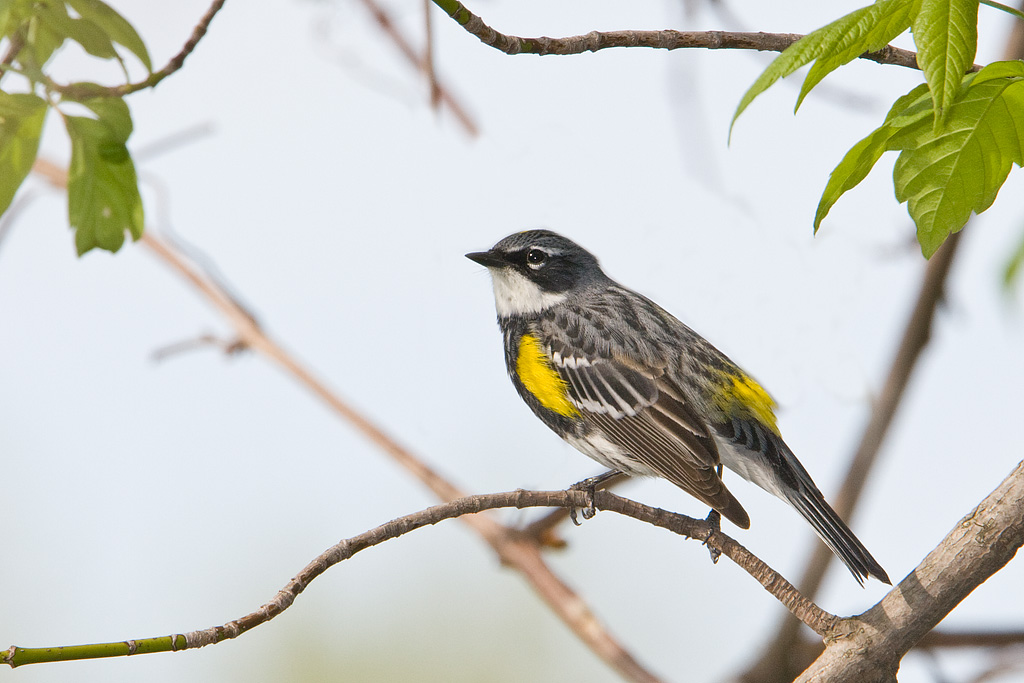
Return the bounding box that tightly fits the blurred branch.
[423,0,441,110]
[917,629,1024,649]
[796,459,1024,683]
[49,0,226,100]
[2,488,838,668]
[28,157,661,683]
[358,0,479,137]
[432,0,921,69]
[737,230,963,683]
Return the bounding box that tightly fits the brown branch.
[423,0,441,110]
[52,0,226,100]
[431,0,921,69]
[358,0,479,137]
[917,629,1024,649]
[795,459,1024,682]
[3,489,838,668]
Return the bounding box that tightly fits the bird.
[466,229,890,585]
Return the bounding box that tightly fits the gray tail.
[788,485,890,586]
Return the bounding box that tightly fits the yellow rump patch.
[715,372,780,435]
[517,334,580,418]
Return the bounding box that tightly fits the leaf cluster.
[734,0,1024,258]
[0,0,147,254]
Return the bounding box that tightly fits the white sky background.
[1,1,1023,681]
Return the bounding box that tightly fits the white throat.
[488,268,567,317]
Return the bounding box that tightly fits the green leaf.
[79,95,133,140]
[893,64,1024,256]
[0,0,33,39]
[24,12,66,67]
[35,2,118,61]
[65,0,151,71]
[798,0,920,110]
[815,84,933,230]
[816,63,1024,257]
[731,0,916,136]
[0,92,47,216]
[912,0,980,126]
[63,104,143,255]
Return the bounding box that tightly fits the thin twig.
[431,0,922,70]
[358,0,479,137]
[2,489,837,668]
[50,0,227,100]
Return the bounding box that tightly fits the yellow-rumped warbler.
[467,230,890,585]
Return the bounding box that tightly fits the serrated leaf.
[0,91,47,215]
[798,0,920,110]
[817,64,1024,257]
[64,110,143,255]
[65,0,151,71]
[893,68,1024,256]
[913,0,980,126]
[814,84,934,230]
[731,0,915,136]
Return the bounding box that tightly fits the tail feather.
[790,490,890,586]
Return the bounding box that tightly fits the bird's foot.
[704,509,722,564]
[567,470,620,526]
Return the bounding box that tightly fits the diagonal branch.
[28,158,662,683]
[2,489,836,668]
[737,230,964,683]
[359,0,479,137]
[796,459,1024,682]
[50,0,227,100]
[430,0,921,69]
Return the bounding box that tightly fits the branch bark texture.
[800,460,1024,682]
[431,0,921,69]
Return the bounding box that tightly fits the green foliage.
[64,97,143,255]
[816,62,1024,257]
[731,0,918,133]
[913,0,979,126]
[0,0,149,253]
[65,0,152,72]
[736,0,1022,258]
[0,91,47,216]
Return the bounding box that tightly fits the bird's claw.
[568,473,610,525]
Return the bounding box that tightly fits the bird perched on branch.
[467,229,889,585]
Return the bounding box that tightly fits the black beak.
[465,250,507,268]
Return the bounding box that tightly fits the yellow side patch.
[517,334,580,418]
[714,372,780,435]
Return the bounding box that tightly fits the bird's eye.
[526,249,547,267]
